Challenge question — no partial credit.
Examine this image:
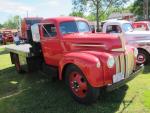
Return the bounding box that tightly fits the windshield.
[60,21,90,35]
[122,23,134,32]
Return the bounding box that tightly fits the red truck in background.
[2,30,13,44]
[20,17,43,42]
[5,17,143,104]
[133,21,150,31]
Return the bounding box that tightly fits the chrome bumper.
[106,64,144,92]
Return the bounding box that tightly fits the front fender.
[59,52,104,87]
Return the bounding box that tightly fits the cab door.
[40,23,63,66]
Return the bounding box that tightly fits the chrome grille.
[115,52,135,78]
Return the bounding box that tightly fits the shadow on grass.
[0,67,129,113]
[0,50,8,55]
[143,65,150,74]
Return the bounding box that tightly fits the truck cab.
[6,17,143,104]
[103,20,150,64]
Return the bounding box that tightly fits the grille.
[115,52,135,78]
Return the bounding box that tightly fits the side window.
[42,24,57,38]
[106,25,122,33]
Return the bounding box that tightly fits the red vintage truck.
[6,17,143,104]
[2,30,13,44]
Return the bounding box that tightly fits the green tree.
[69,11,85,17]
[0,24,3,29]
[3,15,20,29]
[130,0,150,20]
[72,0,129,31]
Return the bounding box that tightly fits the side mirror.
[90,25,95,33]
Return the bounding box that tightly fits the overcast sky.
[0,0,72,24]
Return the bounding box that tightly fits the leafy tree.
[130,0,150,20]
[85,13,96,21]
[72,0,129,31]
[69,11,85,17]
[0,24,3,29]
[3,15,20,29]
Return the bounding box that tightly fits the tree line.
[70,0,149,31]
[0,0,147,30]
[0,16,20,29]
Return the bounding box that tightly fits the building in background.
[108,12,135,21]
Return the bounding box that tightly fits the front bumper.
[106,64,144,92]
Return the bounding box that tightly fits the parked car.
[133,21,150,31]
[102,20,150,64]
[2,31,13,45]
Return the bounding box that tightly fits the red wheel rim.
[69,72,87,98]
[137,53,146,64]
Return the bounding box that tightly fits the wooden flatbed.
[5,44,32,57]
[5,44,43,72]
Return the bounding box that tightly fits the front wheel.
[13,54,22,73]
[65,64,99,104]
[137,50,150,65]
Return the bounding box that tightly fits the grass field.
[0,49,150,113]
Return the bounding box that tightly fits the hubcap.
[69,72,87,98]
[137,53,146,64]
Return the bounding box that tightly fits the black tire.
[65,64,99,104]
[13,54,22,73]
[137,49,150,65]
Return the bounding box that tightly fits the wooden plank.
[5,44,32,57]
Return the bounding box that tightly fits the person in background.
[13,32,20,45]
[0,32,2,44]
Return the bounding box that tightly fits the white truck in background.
[102,20,150,65]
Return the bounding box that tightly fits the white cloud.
[0,0,72,23]
[0,0,34,15]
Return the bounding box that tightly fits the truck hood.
[62,33,123,51]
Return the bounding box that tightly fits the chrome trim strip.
[115,56,120,73]
[120,54,125,75]
[112,48,125,52]
[72,44,106,47]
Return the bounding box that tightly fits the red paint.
[2,31,13,44]
[133,21,150,31]
[37,17,136,88]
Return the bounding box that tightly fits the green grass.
[0,50,150,113]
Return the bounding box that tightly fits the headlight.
[107,56,115,68]
[134,48,138,57]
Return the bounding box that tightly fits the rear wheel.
[137,50,150,65]
[65,64,99,104]
[13,54,22,73]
